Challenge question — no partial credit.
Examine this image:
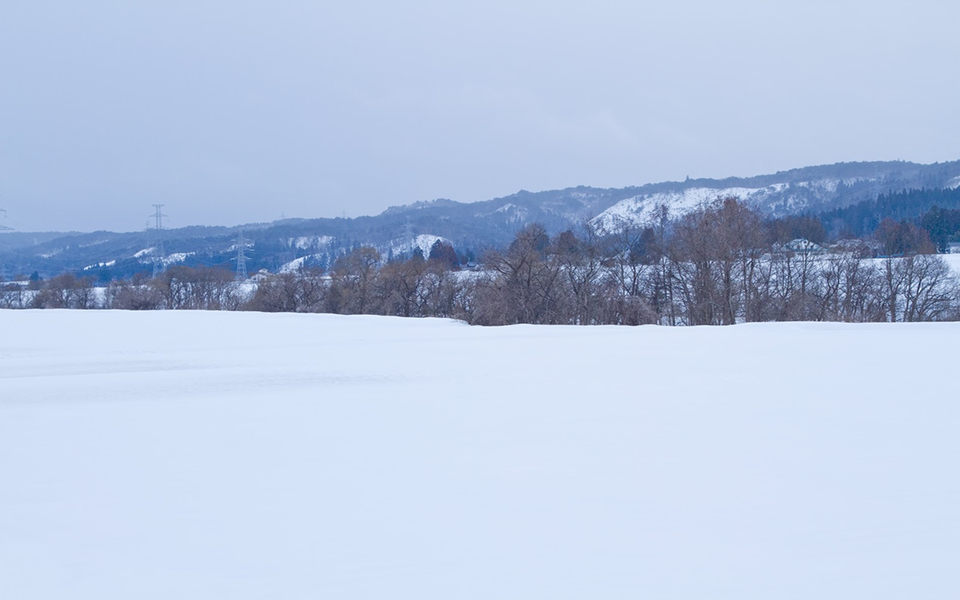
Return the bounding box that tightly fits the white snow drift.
[1,311,958,599]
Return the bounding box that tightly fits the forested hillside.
[2,160,960,281]
[7,198,960,326]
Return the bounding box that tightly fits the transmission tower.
[0,208,11,281]
[150,204,168,277]
[235,229,249,281]
[0,207,8,280]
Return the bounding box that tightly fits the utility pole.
[150,204,167,277]
[235,229,249,281]
[0,208,12,232]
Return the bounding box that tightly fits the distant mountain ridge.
[3,160,960,279]
[591,161,960,231]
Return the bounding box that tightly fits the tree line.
[4,198,960,325]
[820,187,960,241]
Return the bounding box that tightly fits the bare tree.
[671,198,766,325]
[108,274,164,310]
[329,247,381,314]
[898,255,957,322]
[482,224,564,324]
[378,255,427,317]
[553,226,605,324]
[247,270,327,313]
[33,273,98,309]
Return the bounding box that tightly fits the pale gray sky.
[2,1,958,232]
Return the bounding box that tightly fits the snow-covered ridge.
[280,255,322,273]
[591,177,882,232]
[132,249,195,266]
[280,234,453,272]
[389,234,451,258]
[592,185,782,231]
[477,203,529,223]
[286,235,334,250]
[82,260,116,271]
[162,252,194,266]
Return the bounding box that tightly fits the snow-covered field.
[2,311,958,599]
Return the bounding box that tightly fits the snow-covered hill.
[4,160,960,278]
[592,184,787,230]
[388,233,452,259]
[2,311,958,599]
[592,176,907,232]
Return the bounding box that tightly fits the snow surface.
[390,234,449,258]
[591,177,881,232]
[82,260,116,271]
[1,311,959,599]
[286,235,335,250]
[131,251,196,266]
[161,252,194,266]
[592,186,778,231]
[279,255,314,273]
[483,203,528,223]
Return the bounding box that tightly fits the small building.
[785,238,824,254]
[249,269,272,282]
[948,242,960,254]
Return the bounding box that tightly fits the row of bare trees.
[1,267,245,311]
[464,200,959,325]
[226,199,960,325]
[247,247,464,318]
[4,199,960,324]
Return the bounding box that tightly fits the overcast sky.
[2,1,958,232]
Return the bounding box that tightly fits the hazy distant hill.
[3,160,960,279]
[0,231,79,253]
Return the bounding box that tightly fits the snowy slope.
[1,312,959,599]
[592,177,880,231]
[279,254,318,273]
[389,233,450,258]
[592,185,786,230]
